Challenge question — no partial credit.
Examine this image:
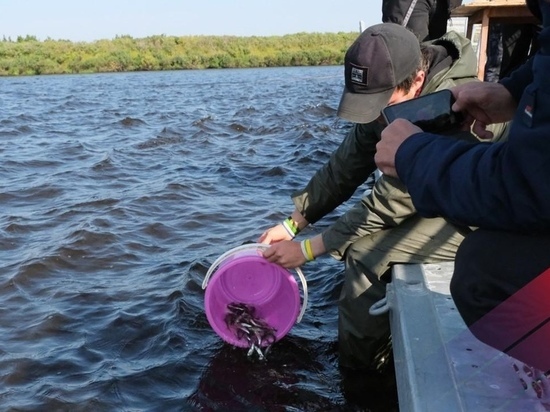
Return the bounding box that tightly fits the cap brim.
[336,86,394,124]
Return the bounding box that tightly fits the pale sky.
[1,0,386,42]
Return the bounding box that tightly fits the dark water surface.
[0,67,397,411]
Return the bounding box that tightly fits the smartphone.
[381,89,464,134]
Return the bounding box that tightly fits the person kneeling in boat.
[259,23,508,372]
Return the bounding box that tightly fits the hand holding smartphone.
[381,89,464,134]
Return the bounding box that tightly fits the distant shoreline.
[0,32,358,76]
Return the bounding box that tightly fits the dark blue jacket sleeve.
[394,133,548,231]
[395,5,550,232]
[395,60,550,232]
[500,56,534,103]
[395,2,550,232]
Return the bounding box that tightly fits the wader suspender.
[403,0,420,27]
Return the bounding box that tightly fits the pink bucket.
[202,244,308,348]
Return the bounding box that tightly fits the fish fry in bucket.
[202,244,308,359]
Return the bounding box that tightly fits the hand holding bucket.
[202,243,308,349]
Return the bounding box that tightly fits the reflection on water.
[0,67,397,411]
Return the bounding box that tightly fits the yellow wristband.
[301,239,315,262]
[305,239,315,261]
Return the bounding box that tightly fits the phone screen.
[382,89,464,134]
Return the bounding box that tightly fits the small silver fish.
[224,301,277,360]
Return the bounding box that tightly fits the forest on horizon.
[0,32,359,76]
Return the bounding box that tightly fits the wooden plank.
[452,0,531,18]
[478,10,490,80]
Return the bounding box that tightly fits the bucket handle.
[202,243,308,323]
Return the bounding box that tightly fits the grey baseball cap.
[337,23,422,124]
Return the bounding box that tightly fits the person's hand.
[258,223,293,245]
[262,240,305,269]
[375,119,423,178]
[451,82,517,139]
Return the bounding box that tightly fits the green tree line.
[0,32,358,76]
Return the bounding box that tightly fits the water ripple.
[0,67,397,411]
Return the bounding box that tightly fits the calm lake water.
[0,66,397,411]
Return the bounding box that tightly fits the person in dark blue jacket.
[374,0,550,365]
